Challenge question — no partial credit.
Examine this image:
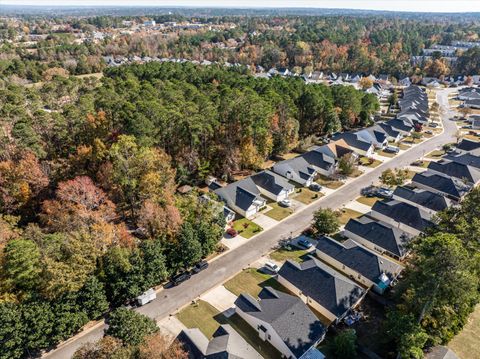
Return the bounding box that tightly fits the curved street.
[43,88,458,359]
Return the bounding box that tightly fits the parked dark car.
[361,185,377,197]
[192,260,209,274]
[172,272,191,286]
[309,183,322,192]
[226,228,238,237]
[297,237,313,249]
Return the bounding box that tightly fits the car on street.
[172,271,191,286]
[279,198,292,207]
[192,260,209,274]
[309,183,322,192]
[297,237,313,249]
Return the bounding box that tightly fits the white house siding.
[235,308,295,358]
[368,210,422,236]
[314,251,374,289]
[244,206,258,219]
[257,187,290,202]
[277,276,337,324]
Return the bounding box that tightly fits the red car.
[226,228,238,237]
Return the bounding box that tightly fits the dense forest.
[1,15,480,82]
[0,63,377,358]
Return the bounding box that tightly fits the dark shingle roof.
[332,132,372,152]
[301,150,336,171]
[444,153,480,169]
[412,171,471,199]
[455,139,480,152]
[393,186,451,212]
[344,216,411,258]
[371,200,434,232]
[250,170,294,196]
[428,160,480,184]
[234,287,326,358]
[315,236,403,283]
[278,258,365,319]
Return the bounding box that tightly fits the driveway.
[43,88,457,359]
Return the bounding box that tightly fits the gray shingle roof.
[215,181,263,212]
[455,139,480,152]
[332,132,373,152]
[234,287,326,358]
[393,186,451,212]
[181,324,262,359]
[444,153,480,169]
[344,216,411,258]
[412,171,471,200]
[371,199,434,232]
[301,150,336,171]
[250,170,294,196]
[428,159,480,184]
[278,258,365,319]
[315,236,404,284]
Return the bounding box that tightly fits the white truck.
[136,288,156,306]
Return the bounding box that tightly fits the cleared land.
[449,304,480,359]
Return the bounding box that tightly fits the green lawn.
[269,247,309,262]
[316,175,344,189]
[398,142,411,150]
[265,202,293,221]
[232,218,263,239]
[376,149,396,158]
[426,149,445,158]
[336,208,363,225]
[356,196,381,207]
[176,300,224,339]
[359,157,382,168]
[293,188,323,205]
[224,268,286,298]
[449,304,480,359]
[225,314,282,359]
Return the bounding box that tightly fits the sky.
[2,0,480,13]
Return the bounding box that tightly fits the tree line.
[0,62,376,358]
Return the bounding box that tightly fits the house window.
[268,334,271,340]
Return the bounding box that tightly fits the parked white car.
[279,199,292,207]
[264,261,280,274]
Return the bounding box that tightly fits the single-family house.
[411,171,471,201]
[427,159,480,186]
[180,324,263,359]
[444,152,480,169]
[376,123,402,143]
[369,199,435,235]
[199,194,236,223]
[215,181,266,219]
[313,139,355,160]
[463,98,480,109]
[454,138,480,153]
[277,257,366,324]
[250,170,295,202]
[399,77,411,87]
[458,87,480,101]
[234,287,326,359]
[343,216,411,260]
[273,156,317,187]
[470,115,480,130]
[385,118,414,136]
[300,149,337,177]
[392,186,452,216]
[315,236,404,294]
[356,127,388,149]
[331,132,375,157]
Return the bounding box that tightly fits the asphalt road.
[43,88,458,359]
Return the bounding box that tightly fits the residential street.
[43,88,458,359]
